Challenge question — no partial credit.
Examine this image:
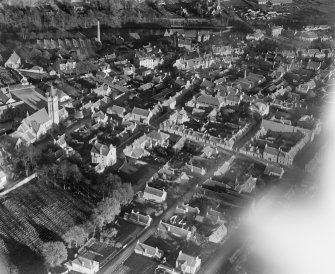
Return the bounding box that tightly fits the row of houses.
[160,121,234,148]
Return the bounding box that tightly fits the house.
[271,26,283,37]
[158,221,192,240]
[54,134,74,157]
[306,60,321,71]
[300,31,318,42]
[134,241,164,259]
[235,176,257,193]
[107,105,126,117]
[136,56,155,69]
[64,256,99,274]
[147,130,170,147]
[175,203,200,215]
[176,251,201,274]
[130,32,141,40]
[263,144,279,163]
[5,51,21,69]
[208,223,227,243]
[127,210,152,228]
[93,84,111,97]
[170,109,190,124]
[196,94,224,109]
[123,144,150,159]
[265,164,285,178]
[0,171,7,190]
[90,140,116,171]
[226,92,241,106]
[178,37,192,50]
[139,82,154,91]
[143,184,167,203]
[58,59,76,72]
[91,111,108,125]
[197,30,211,42]
[131,107,153,125]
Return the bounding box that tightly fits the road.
[98,144,245,273]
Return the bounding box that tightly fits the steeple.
[47,85,59,125]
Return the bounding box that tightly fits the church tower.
[47,85,59,125]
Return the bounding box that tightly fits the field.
[0,179,94,274]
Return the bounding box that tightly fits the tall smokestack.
[97,20,101,43]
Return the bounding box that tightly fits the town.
[0,0,334,274]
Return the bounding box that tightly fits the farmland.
[0,179,94,274]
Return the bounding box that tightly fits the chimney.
[97,21,101,43]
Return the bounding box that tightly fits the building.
[158,220,192,240]
[127,210,152,228]
[58,59,76,72]
[93,84,111,97]
[11,97,58,144]
[131,107,153,125]
[178,37,192,50]
[208,223,227,243]
[263,144,279,162]
[176,251,201,274]
[0,171,7,189]
[300,31,318,42]
[196,94,225,109]
[143,184,167,203]
[47,86,60,125]
[147,130,170,148]
[271,26,283,37]
[65,256,99,274]
[136,56,155,69]
[90,140,116,171]
[107,105,126,117]
[264,164,285,178]
[134,241,164,259]
[5,51,21,69]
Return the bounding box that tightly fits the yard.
[113,218,144,246]
[124,253,159,274]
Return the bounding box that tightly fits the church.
[10,86,60,145]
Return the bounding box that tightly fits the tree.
[68,164,83,186]
[41,241,67,268]
[106,173,122,190]
[58,161,69,182]
[93,197,121,229]
[62,226,87,248]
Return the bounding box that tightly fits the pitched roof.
[135,241,162,258]
[21,108,51,133]
[91,141,111,156]
[70,256,98,270]
[132,107,150,117]
[109,105,125,116]
[197,94,222,106]
[129,211,151,226]
[6,51,20,65]
[158,221,191,238]
[144,185,165,198]
[264,145,279,156]
[177,251,200,268]
[147,130,170,142]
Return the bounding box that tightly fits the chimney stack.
[97,21,101,43]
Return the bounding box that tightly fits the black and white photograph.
[0,0,334,273]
